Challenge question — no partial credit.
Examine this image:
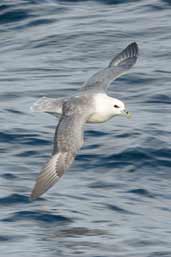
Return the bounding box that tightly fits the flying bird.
[31,42,138,200]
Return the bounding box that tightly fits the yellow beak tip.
[127,112,132,119]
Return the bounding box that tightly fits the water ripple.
[127,188,155,198]
[2,211,72,224]
[105,203,137,215]
[0,194,30,206]
[0,7,32,24]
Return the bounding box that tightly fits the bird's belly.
[87,112,112,123]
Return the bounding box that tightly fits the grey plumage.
[81,42,138,93]
[31,151,76,200]
[31,95,93,200]
[31,96,64,117]
[31,42,139,200]
[53,97,93,154]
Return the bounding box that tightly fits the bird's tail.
[30,96,63,114]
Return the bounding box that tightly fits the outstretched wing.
[31,151,74,200]
[31,101,89,200]
[81,42,138,93]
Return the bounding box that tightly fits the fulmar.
[31,42,138,200]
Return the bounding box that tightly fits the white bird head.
[111,98,130,117]
[88,94,131,123]
[100,95,131,118]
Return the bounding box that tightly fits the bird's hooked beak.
[122,109,132,119]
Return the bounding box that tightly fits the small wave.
[94,146,171,170]
[0,131,50,146]
[86,129,109,138]
[55,227,109,237]
[3,210,72,224]
[4,109,24,115]
[0,194,30,206]
[127,188,155,198]
[59,0,136,5]
[27,18,56,27]
[0,235,12,242]
[0,8,32,24]
[88,181,117,189]
[1,173,17,180]
[106,203,136,215]
[90,149,149,170]
[162,0,171,6]
[145,94,170,104]
[0,235,22,242]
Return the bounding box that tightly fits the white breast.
[87,93,113,123]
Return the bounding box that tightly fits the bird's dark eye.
[114,104,119,108]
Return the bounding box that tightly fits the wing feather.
[31,151,74,200]
[81,42,138,92]
[31,100,89,200]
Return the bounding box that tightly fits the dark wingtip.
[127,42,139,57]
[109,41,139,68]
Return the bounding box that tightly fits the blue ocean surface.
[0,0,171,256]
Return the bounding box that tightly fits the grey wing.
[81,42,138,92]
[31,151,74,200]
[31,105,87,200]
[31,97,64,117]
